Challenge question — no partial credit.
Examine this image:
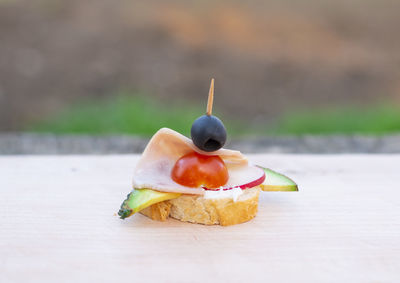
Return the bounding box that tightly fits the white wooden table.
[1,155,399,283]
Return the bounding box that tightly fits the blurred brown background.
[1,0,400,132]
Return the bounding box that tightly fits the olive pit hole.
[204,139,221,151]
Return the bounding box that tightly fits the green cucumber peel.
[257,166,298,192]
[118,189,181,219]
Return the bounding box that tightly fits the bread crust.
[139,187,260,226]
[140,201,172,221]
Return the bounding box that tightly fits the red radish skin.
[203,169,266,191]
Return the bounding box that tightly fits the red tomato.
[171,151,229,188]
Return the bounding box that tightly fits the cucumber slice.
[257,166,298,192]
[118,189,181,219]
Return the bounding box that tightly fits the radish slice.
[203,165,266,191]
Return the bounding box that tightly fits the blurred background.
[1,0,400,138]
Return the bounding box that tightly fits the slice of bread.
[140,187,260,226]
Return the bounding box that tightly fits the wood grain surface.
[1,155,399,283]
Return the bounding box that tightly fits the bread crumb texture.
[140,187,260,226]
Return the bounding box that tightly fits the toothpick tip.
[206,78,215,116]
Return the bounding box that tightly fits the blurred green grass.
[271,103,400,135]
[30,95,400,136]
[30,95,244,136]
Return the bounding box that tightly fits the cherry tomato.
[171,151,229,188]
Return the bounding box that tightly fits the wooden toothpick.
[206,78,214,116]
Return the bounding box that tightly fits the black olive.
[191,115,227,152]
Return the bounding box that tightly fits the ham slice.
[132,128,260,195]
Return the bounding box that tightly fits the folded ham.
[132,128,263,195]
